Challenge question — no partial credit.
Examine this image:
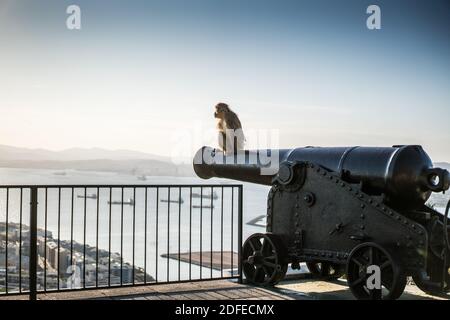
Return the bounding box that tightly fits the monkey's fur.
[214,103,245,154]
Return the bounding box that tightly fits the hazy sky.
[0,0,449,160]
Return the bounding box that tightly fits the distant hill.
[0,144,193,176]
[0,144,168,161]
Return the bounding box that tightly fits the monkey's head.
[214,102,230,119]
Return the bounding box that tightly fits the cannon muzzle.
[193,146,281,185]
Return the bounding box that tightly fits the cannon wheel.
[346,242,406,300]
[306,262,345,280]
[242,233,288,286]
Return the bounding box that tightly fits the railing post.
[237,185,243,284]
[29,187,38,300]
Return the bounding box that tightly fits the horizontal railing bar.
[0,184,243,188]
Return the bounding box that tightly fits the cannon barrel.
[193,145,449,210]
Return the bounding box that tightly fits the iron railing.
[0,184,243,300]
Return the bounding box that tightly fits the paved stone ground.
[90,280,292,301]
[0,278,448,300]
[275,278,449,300]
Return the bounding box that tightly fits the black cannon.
[194,145,450,299]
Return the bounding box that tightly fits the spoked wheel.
[346,242,407,300]
[242,233,288,286]
[306,261,345,280]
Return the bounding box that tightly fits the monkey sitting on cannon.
[214,103,245,155]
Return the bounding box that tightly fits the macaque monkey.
[214,103,245,154]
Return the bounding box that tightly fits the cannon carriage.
[194,145,450,300]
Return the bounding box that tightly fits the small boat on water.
[53,171,67,176]
[108,198,135,205]
[161,198,184,204]
[137,175,147,181]
[192,191,218,200]
[77,193,98,200]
